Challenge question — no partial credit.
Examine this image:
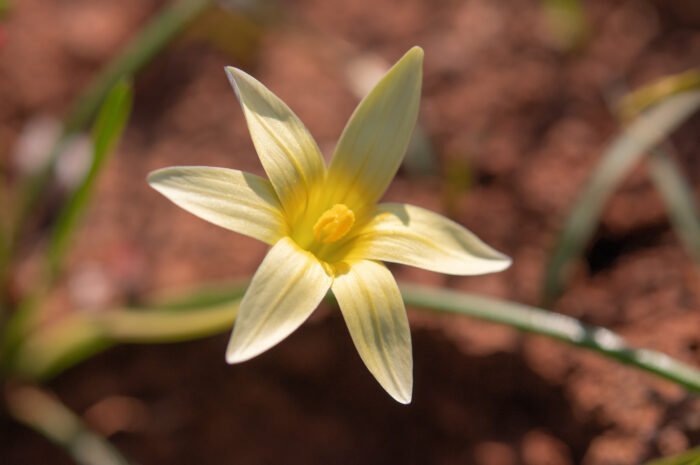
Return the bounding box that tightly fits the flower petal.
[349,203,512,275]
[148,166,287,245]
[225,66,326,223]
[226,237,332,363]
[326,47,423,212]
[331,260,412,404]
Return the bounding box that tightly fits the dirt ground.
[1,0,700,464]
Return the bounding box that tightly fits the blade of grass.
[618,68,700,121]
[643,447,700,465]
[11,297,242,380]
[3,278,249,378]
[543,90,700,305]
[9,280,700,394]
[10,0,212,266]
[400,283,700,393]
[648,146,700,265]
[5,384,135,465]
[1,82,133,364]
[48,80,133,277]
[64,0,211,134]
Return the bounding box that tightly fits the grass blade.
[401,283,700,393]
[63,0,211,134]
[617,68,700,121]
[5,384,135,465]
[9,280,700,395]
[11,296,243,380]
[48,80,133,277]
[648,147,700,264]
[643,447,700,465]
[10,0,212,266]
[1,82,132,363]
[543,90,700,304]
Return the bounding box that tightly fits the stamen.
[313,204,355,243]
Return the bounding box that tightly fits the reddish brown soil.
[1,0,700,464]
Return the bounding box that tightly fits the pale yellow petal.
[349,203,512,275]
[331,260,412,404]
[226,237,332,363]
[225,66,326,222]
[148,166,287,245]
[326,47,423,212]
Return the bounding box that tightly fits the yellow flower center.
[313,204,355,243]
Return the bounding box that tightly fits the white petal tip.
[226,349,251,364]
[470,250,513,275]
[146,168,164,186]
[224,66,246,99]
[494,254,513,271]
[392,392,413,405]
[223,65,239,73]
[225,339,260,364]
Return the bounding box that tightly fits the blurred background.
[1,0,699,464]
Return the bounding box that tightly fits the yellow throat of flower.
[313,204,355,244]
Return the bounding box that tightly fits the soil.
[1,0,700,464]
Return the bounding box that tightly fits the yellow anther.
[313,204,355,243]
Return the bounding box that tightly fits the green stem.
[617,68,700,121]
[9,0,212,271]
[10,299,241,380]
[64,0,212,134]
[9,282,700,394]
[543,90,700,305]
[1,0,211,357]
[400,283,700,393]
[5,384,135,465]
[647,146,700,265]
[642,446,700,465]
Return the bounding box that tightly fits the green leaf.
[47,80,133,277]
[401,283,700,393]
[11,297,242,380]
[63,0,212,134]
[648,147,700,265]
[9,0,212,276]
[6,384,135,465]
[643,447,700,465]
[617,68,700,121]
[543,90,700,304]
[2,82,132,364]
[9,279,700,395]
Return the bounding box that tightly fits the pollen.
[313,204,355,243]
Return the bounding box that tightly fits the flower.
[148,47,511,403]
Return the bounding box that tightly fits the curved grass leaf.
[648,147,700,265]
[617,68,700,121]
[48,80,133,277]
[643,447,700,465]
[6,384,135,465]
[10,281,700,394]
[64,0,211,134]
[12,298,241,380]
[401,283,700,393]
[543,90,700,304]
[11,0,212,266]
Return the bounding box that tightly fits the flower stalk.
[8,283,700,393]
